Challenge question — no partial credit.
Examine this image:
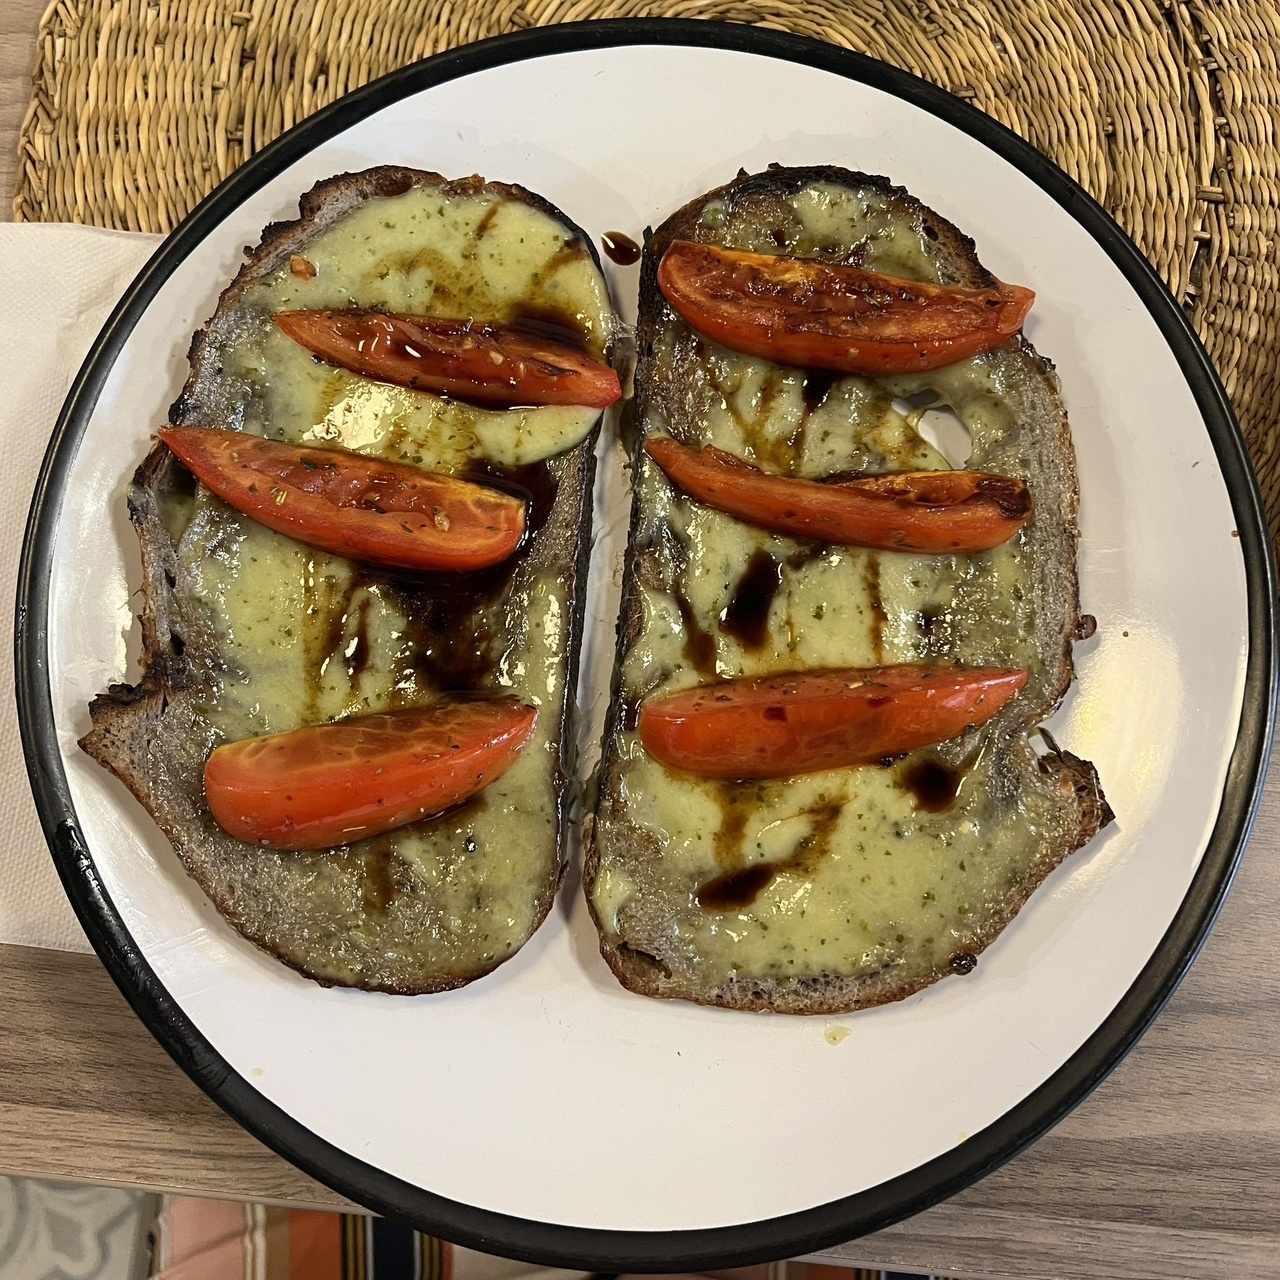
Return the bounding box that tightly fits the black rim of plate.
[15,18,1278,1271]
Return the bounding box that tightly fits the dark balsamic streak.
[304,460,558,699]
[721,551,782,649]
[757,372,781,423]
[673,589,718,676]
[473,202,500,240]
[359,795,491,907]
[697,802,843,911]
[601,231,641,266]
[863,554,885,661]
[300,564,348,715]
[712,793,751,870]
[698,863,773,910]
[899,757,963,812]
[527,238,587,292]
[801,370,837,412]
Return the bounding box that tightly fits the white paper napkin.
[0,223,163,952]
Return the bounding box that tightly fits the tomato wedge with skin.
[646,439,1030,553]
[159,427,525,572]
[638,665,1028,779]
[275,309,621,409]
[657,240,1035,374]
[205,700,537,850]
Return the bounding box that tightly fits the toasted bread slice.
[83,167,616,993]
[588,165,1110,1014]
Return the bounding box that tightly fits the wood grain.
[0,943,351,1209]
[1,5,1278,1277]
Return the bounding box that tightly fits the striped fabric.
[150,1198,952,1280]
[152,1202,453,1280]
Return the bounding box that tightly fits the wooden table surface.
[2,5,1278,1276]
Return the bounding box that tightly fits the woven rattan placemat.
[13,0,1279,535]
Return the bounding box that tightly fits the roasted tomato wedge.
[160,427,525,572]
[275,309,621,408]
[638,665,1027,779]
[646,439,1029,552]
[205,699,537,850]
[657,240,1034,374]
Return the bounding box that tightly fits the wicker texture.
[13,0,1279,535]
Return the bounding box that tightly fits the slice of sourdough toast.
[82,166,616,993]
[588,165,1110,1014]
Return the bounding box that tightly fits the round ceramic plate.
[17,19,1276,1270]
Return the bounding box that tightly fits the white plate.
[17,21,1276,1269]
